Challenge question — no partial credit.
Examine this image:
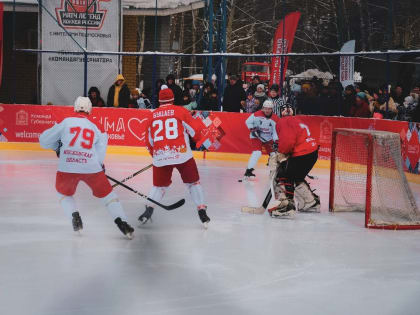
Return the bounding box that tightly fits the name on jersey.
[153,110,175,119]
[63,150,92,158]
[66,157,87,164]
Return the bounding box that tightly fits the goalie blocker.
[268,116,320,217]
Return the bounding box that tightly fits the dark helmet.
[270,84,279,92]
[166,74,176,82]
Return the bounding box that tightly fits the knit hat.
[257,84,265,90]
[270,84,279,92]
[115,74,125,82]
[159,87,174,103]
[356,92,367,101]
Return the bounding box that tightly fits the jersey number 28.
[153,118,178,142]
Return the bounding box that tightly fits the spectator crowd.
[86,73,420,123]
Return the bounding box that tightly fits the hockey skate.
[72,211,83,232]
[243,168,256,180]
[294,181,320,212]
[138,206,154,224]
[115,217,134,239]
[198,206,210,229]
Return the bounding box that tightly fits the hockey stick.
[106,175,185,211]
[111,164,152,188]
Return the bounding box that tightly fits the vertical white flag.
[339,40,355,88]
[41,0,121,105]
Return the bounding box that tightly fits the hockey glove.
[55,140,63,158]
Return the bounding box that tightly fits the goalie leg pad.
[294,181,320,212]
[268,177,295,217]
[269,199,296,218]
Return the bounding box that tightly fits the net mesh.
[332,129,420,227]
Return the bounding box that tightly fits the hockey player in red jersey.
[243,99,280,180]
[39,97,134,239]
[268,116,320,217]
[138,86,210,228]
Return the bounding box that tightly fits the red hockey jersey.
[275,116,318,157]
[145,104,204,167]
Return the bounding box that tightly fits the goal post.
[329,128,420,230]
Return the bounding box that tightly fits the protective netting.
[331,129,420,228]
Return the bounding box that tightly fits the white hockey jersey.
[39,113,107,174]
[245,110,279,142]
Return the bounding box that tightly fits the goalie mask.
[74,96,92,114]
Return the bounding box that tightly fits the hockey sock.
[186,181,206,209]
[58,193,77,219]
[100,191,127,221]
[247,151,262,169]
[148,186,167,206]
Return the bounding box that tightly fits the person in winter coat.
[222,75,246,112]
[350,92,371,118]
[245,90,259,113]
[88,86,105,107]
[166,74,183,105]
[106,74,130,108]
[342,85,356,116]
[253,84,267,110]
[199,82,219,111]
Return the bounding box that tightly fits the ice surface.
[1,150,420,315]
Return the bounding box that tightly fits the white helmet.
[262,99,274,109]
[74,96,92,114]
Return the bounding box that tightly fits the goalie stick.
[106,175,185,210]
[241,171,275,214]
[111,164,153,188]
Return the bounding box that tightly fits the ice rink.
[1,149,420,315]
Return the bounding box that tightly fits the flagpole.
[279,0,286,96]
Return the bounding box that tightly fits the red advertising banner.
[270,12,301,87]
[0,104,419,174]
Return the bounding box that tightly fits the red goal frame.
[329,128,420,230]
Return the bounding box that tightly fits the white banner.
[41,0,120,105]
[339,40,355,88]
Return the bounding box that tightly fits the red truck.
[241,62,270,83]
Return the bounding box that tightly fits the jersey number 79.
[69,127,94,149]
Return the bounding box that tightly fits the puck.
[238,179,243,182]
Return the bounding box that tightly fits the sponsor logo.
[55,0,110,30]
[319,120,332,143]
[16,110,28,126]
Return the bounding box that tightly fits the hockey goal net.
[329,128,420,229]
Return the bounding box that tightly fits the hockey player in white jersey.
[39,96,134,239]
[243,100,280,180]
